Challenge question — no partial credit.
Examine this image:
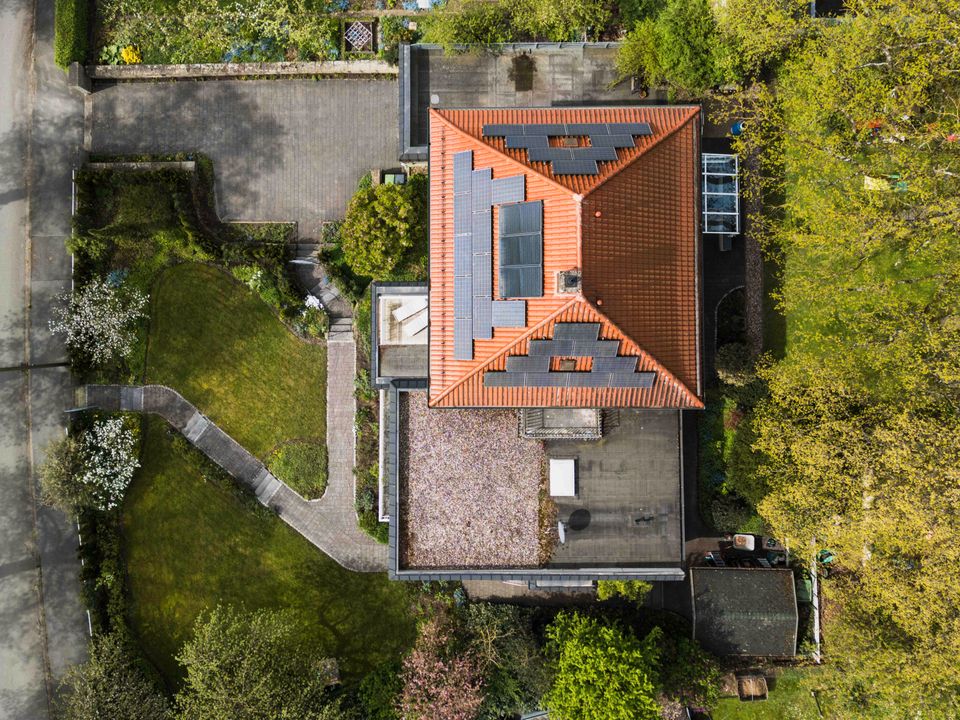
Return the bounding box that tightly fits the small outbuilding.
[690,567,799,657]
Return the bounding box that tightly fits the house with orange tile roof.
[373,104,706,584]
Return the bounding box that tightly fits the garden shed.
[691,567,799,657]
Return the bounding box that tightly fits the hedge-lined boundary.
[54,0,88,69]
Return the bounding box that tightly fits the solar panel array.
[482,323,658,389]
[482,122,654,175]
[451,150,531,360]
[499,201,543,298]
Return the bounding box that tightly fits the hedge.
[54,0,88,69]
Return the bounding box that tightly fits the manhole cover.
[568,509,591,531]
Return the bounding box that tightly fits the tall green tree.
[729,0,960,713]
[175,606,338,720]
[543,612,661,720]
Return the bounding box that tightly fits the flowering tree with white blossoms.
[49,278,148,365]
[39,417,140,513]
[78,417,140,512]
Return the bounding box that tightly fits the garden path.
[81,384,388,572]
[87,78,399,240]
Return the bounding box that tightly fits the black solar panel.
[553,323,601,341]
[453,151,473,188]
[607,122,652,135]
[591,134,637,148]
[527,147,571,163]
[454,318,473,360]
[499,267,542,298]
[471,169,491,210]
[483,370,656,388]
[454,236,472,277]
[505,355,549,372]
[473,297,492,339]
[566,123,599,135]
[492,300,526,328]
[454,276,472,317]
[482,124,516,137]
[525,123,566,135]
[498,202,543,298]
[591,356,639,372]
[505,135,549,149]
[491,175,525,205]
[577,147,619,162]
[552,159,599,175]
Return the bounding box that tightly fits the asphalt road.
[0,0,88,716]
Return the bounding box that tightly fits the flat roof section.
[400,43,636,160]
[546,409,683,567]
[371,282,429,386]
[398,391,545,569]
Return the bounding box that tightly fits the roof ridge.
[582,105,701,199]
[429,109,578,197]
[429,296,583,406]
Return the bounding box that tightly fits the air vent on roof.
[557,270,581,294]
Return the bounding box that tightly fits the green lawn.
[146,263,326,460]
[126,262,415,688]
[714,668,823,720]
[123,417,417,688]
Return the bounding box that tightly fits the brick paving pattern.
[89,79,399,239]
[83,384,387,572]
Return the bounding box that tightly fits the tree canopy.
[729,0,960,713]
[543,612,661,720]
[58,633,170,720]
[175,606,338,720]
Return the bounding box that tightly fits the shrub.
[399,610,485,720]
[654,0,726,92]
[341,176,428,280]
[54,0,89,69]
[715,342,753,386]
[267,440,328,500]
[359,662,403,720]
[462,604,552,719]
[512,0,612,41]
[616,20,662,82]
[713,0,811,79]
[39,436,85,514]
[176,606,338,720]
[658,635,723,709]
[544,612,661,720]
[596,580,653,603]
[58,633,169,720]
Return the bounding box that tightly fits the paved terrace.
[88,78,399,240]
[82,385,387,572]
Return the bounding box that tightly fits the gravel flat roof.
[399,392,544,569]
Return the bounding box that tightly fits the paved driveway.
[90,79,400,239]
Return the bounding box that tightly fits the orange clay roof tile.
[428,106,703,409]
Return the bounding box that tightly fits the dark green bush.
[54,0,89,69]
[358,661,402,720]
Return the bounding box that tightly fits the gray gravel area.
[399,392,543,569]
